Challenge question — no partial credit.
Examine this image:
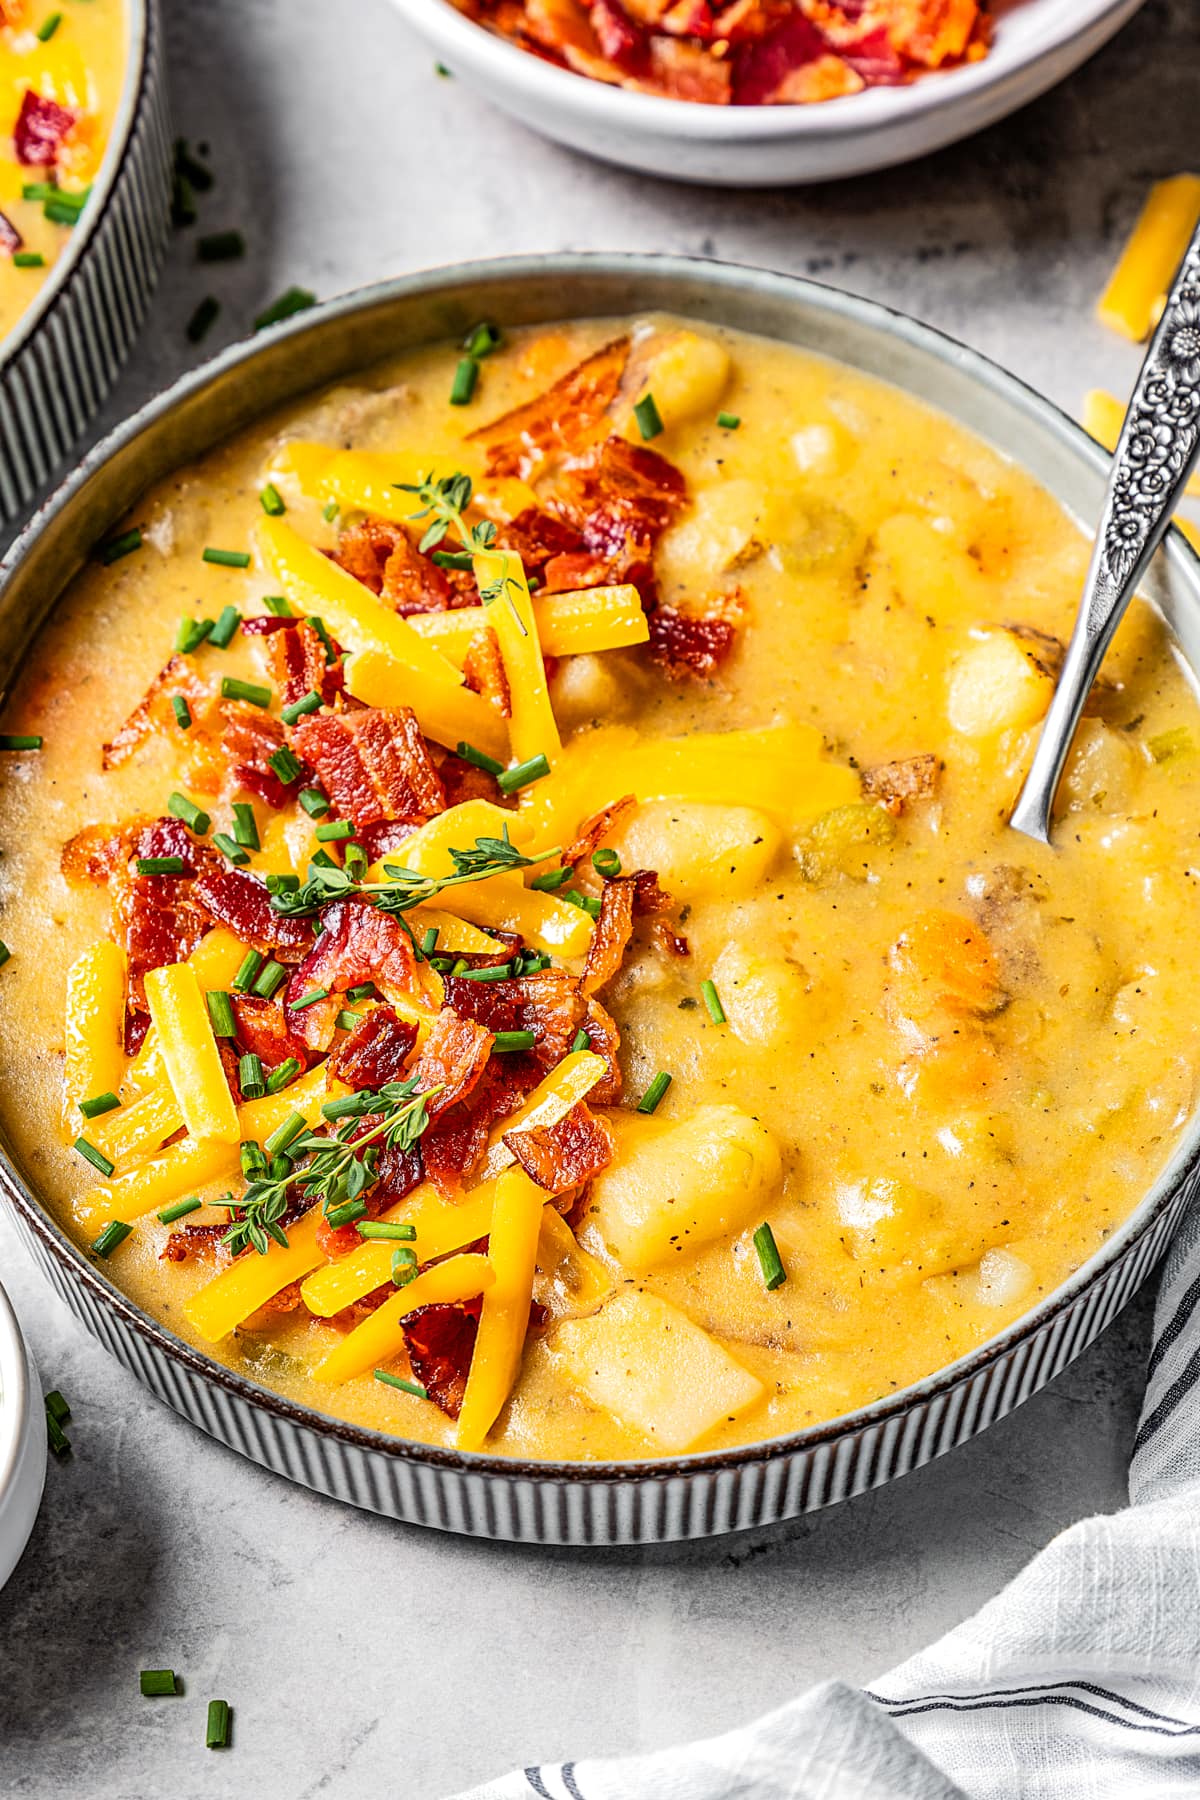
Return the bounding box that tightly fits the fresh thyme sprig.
[396,471,527,635]
[269,826,558,920]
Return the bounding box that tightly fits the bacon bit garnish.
[503,1099,614,1194]
[246,1280,305,1321]
[333,517,473,614]
[102,656,209,771]
[292,707,445,828]
[14,89,76,168]
[192,866,314,960]
[62,822,125,884]
[240,616,294,637]
[646,592,742,679]
[413,1008,495,1119]
[436,748,511,812]
[0,212,21,255]
[328,1005,419,1090]
[230,994,311,1074]
[179,700,302,808]
[861,753,942,817]
[468,337,631,479]
[284,898,420,1046]
[628,867,673,915]
[579,997,623,1104]
[108,819,219,1007]
[654,923,691,958]
[159,1221,230,1265]
[401,1300,482,1418]
[461,627,512,719]
[551,435,686,563]
[262,620,344,710]
[356,818,420,864]
[422,1058,543,1197]
[581,876,635,995]
[494,506,585,576]
[440,968,584,1069]
[564,795,637,868]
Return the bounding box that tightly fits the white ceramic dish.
[397,0,1149,186]
[0,1279,44,1591]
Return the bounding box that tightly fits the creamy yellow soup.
[1,313,1199,1464]
[0,0,126,340]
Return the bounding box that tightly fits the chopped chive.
[307,615,335,660]
[374,1369,427,1399]
[282,689,322,725]
[310,848,338,871]
[357,1220,417,1242]
[432,549,474,571]
[493,1029,536,1052]
[212,833,249,866]
[314,819,353,842]
[268,745,302,783]
[265,872,300,896]
[634,393,664,441]
[186,295,220,343]
[98,527,142,565]
[391,1245,419,1284]
[637,1072,671,1115]
[291,985,329,1010]
[172,695,192,730]
[135,856,187,875]
[44,196,85,226]
[298,786,329,818]
[45,1412,70,1456]
[450,959,468,978]
[449,356,478,406]
[239,1139,267,1179]
[701,979,726,1025]
[231,801,259,849]
[197,229,244,263]
[266,1154,291,1182]
[158,1195,201,1224]
[592,847,621,878]
[20,181,60,203]
[264,1111,306,1156]
[345,982,377,1003]
[206,990,237,1039]
[530,865,571,892]
[564,888,602,919]
[91,1218,130,1255]
[13,251,45,268]
[232,949,264,993]
[262,593,293,617]
[453,963,513,982]
[254,286,315,331]
[321,1091,377,1120]
[716,411,741,430]
[167,791,211,835]
[0,733,42,750]
[265,1056,300,1094]
[79,1091,119,1120]
[420,927,439,956]
[174,139,214,192]
[220,676,270,707]
[497,752,550,794]
[44,1390,71,1426]
[570,1028,590,1054]
[208,604,241,649]
[753,1221,786,1291]
[463,320,501,358]
[322,499,338,523]
[253,959,286,1000]
[205,548,251,570]
[0,943,12,969]
[205,1699,231,1750]
[175,616,213,654]
[37,11,63,39]
[455,739,504,777]
[140,1670,180,1697]
[325,1197,368,1230]
[334,1009,361,1031]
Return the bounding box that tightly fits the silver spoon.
[1010,221,1200,845]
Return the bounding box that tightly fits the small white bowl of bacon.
[0,1278,45,1592]
[398,0,1149,185]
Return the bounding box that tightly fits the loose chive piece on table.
[135,856,187,876]
[265,1056,300,1094]
[449,356,478,406]
[298,786,329,819]
[497,752,550,794]
[701,979,726,1025]
[220,675,270,707]
[375,1369,428,1399]
[357,1220,417,1242]
[259,482,286,517]
[79,1091,120,1120]
[262,593,293,617]
[205,548,251,570]
[45,1390,71,1426]
[268,745,302,783]
[753,1221,786,1291]
[253,959,286,1000]
[634,393,664,441]
[455,739,504,777]
[45,1410,70,1457]
[98,526,142,565]
[13,251,45,268]
[158,1195,202,1225]
[637,1072,672,1116]
[291,985,329,1010]
[232,949,263,993]
[140,1669,180,1697]
[282,689,321,726]
[391,1246,419,1285]
[205,1699,231,1750]
[206,990,237,1038]
[255,286,316,331]
[212,833,249,866]
[208,604,241,649]
[493,1030,536,1053]
[186,295,220,344]
[0,733,42,751]
[92,1219,131,1256]
[175,616,213,655]
[231,802,259,849]
[716,411,741,430]
[172,695,192,730]
[197,229,244,263]
[168,791,211,835]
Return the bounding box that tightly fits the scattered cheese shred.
[473,548,560,763]
[456,1167,545,1451]
[90,1082,182,1169]
[1096,174,1200,342]
[63,939,127,1132]
[342,646,509,763]
[185,1205,328,1345]
[409,585,649,661]
[144,963,239,1145]
[313,1254,495,1385]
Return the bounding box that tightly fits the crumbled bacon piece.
[469,337,631,479]
[192,866,314,960]
[647,595,742,678]
[230,995,311,1075]
[551,435,686,566]
[14,89,76,168]
[0,212,21,255]
[291,708,444,828]
[503,1100,614,1194]
[440,968,584,1069]
[103,656,209,770]
[107,819,218,1006]
[400,1300,482,1418]
[328,1005,419,1089]
[494,507,585,576]
[564,795,636,868]
[422,1058,543,1196]
[284,899,420,1046]
[356,818,420,864]
[436,749,510,812]
[462,628,512,719]
[861,753,941,816]
[413,1008,495,1119]
[180,700,302,809]
[581,877,635,995]
[629,867,673,915]
[261,620,344,711]
[579,998,623,1104]
[333,517,473,613]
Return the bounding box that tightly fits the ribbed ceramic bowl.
[397,0,1149,186]
[2,255,1198,1545]
[0,0,171,528]
[0,1279,44,1592]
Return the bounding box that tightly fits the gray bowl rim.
[0,0,151,375]
[2,249,1197,1489]
[0,1278,31,1502]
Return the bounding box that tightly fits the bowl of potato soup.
[0,255,1197,1544]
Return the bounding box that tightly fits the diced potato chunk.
[835,1174,961,1278]
[631,331,731,433]
[657,480,768,590]
[608,801,781,900]
[711,941,824,1049]
[551,1289,763,1452]
[585,1104,781,1270]
[947,631,1055,737]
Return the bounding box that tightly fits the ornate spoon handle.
[1010,223,1200,844]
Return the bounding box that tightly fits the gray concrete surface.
[0,0,1193,1792]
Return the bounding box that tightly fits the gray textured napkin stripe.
[453,1196,1200,1800]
